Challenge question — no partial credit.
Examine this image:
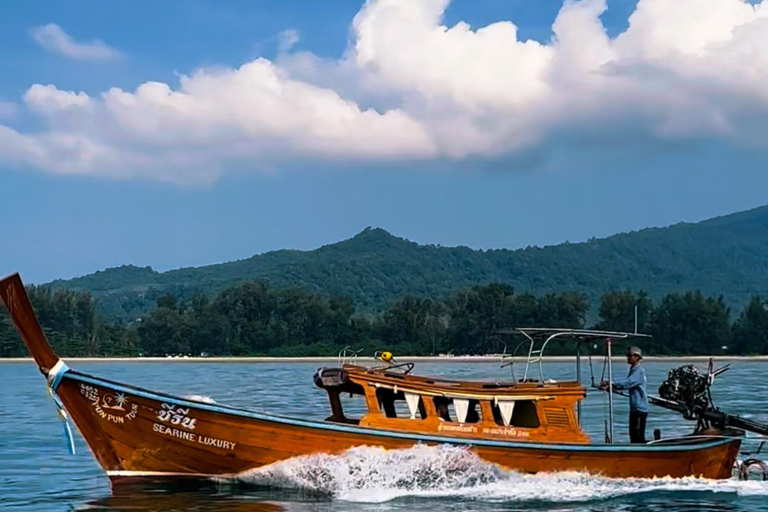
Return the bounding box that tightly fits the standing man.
[600,346,648,443]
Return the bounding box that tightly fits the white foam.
[235,445,768,503]
[183,394,217,404]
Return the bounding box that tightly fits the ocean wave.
[235,444,768,503]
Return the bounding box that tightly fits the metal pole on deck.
[634,306,638,334]
[607,337,615,444]
[576,342,582,426]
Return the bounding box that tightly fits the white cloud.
[2,60,434,184]
[277,29,300,54]
[4,0,768,184]
[31,23,121,60]
[614,0,767,59]
[25,84,91,113]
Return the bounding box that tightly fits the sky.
[2,0,768,283]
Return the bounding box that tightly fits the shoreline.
[2,355,768,363]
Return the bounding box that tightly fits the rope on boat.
[46,360,76,455]
[585,344,596,389]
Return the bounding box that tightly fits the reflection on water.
[77,485,285,512]
[66,477,762,512]
[2,360,768,512]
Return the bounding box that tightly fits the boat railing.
[497,331,556,382]
[371,351,415,374]
[498,337,537,382]
[496,328,651,383]
[338,346,364,366]
[370,361,415,374]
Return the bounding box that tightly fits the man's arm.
[612,367,644,390]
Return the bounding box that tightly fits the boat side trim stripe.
[64,372,738,454]
[108,470,230,478]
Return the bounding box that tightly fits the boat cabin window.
[491,400,540,428]
[433,397,481,424]
[375,388,427,419]
[338,393,366,421]
[325,389,364,425]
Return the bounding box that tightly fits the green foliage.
[595,291,653,333]
[374,295,446,355]
[731,297,768,355]
[5,268,768,358]
[649,292,732,355]
[131,283,371,357]
[444,284,517,355]
[0,310,23,357]
[0,285,139,358]
[47,206,768,324]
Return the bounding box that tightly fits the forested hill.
[50,205,768,322]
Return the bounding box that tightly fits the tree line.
[2,282,768,358]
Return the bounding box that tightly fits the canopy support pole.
[576,342,582,427]
[607,337,615,444]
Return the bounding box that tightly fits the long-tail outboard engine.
[653,360,768,480]
[657,364,713,420]
[655,360,768,435]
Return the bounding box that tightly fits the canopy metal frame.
[496,328,651,444]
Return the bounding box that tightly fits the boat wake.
[236,445,768,503]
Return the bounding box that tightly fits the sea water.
[1,360,767,511]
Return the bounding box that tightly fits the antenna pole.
[634,305,638,334]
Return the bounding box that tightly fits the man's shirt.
[612,364,648,412]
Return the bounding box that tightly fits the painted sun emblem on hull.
[102,392,128,411]
[81,384,139,424]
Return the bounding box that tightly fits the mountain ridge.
[49,205,768,322]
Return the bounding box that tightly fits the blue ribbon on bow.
[46,361,76,455]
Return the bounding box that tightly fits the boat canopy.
[495,327,653,340]
[493,328,652,443]
[494,327,651,382]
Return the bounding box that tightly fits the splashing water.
[236,445,768,504]
[182,394,217,404]
[238,445,498,501]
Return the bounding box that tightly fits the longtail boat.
[1,272,759,485]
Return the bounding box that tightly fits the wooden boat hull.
[55,369,740,483]
[0,272,741,484]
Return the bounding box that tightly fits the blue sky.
[2,0,768,283]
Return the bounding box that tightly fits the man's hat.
[627,346,643,358]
